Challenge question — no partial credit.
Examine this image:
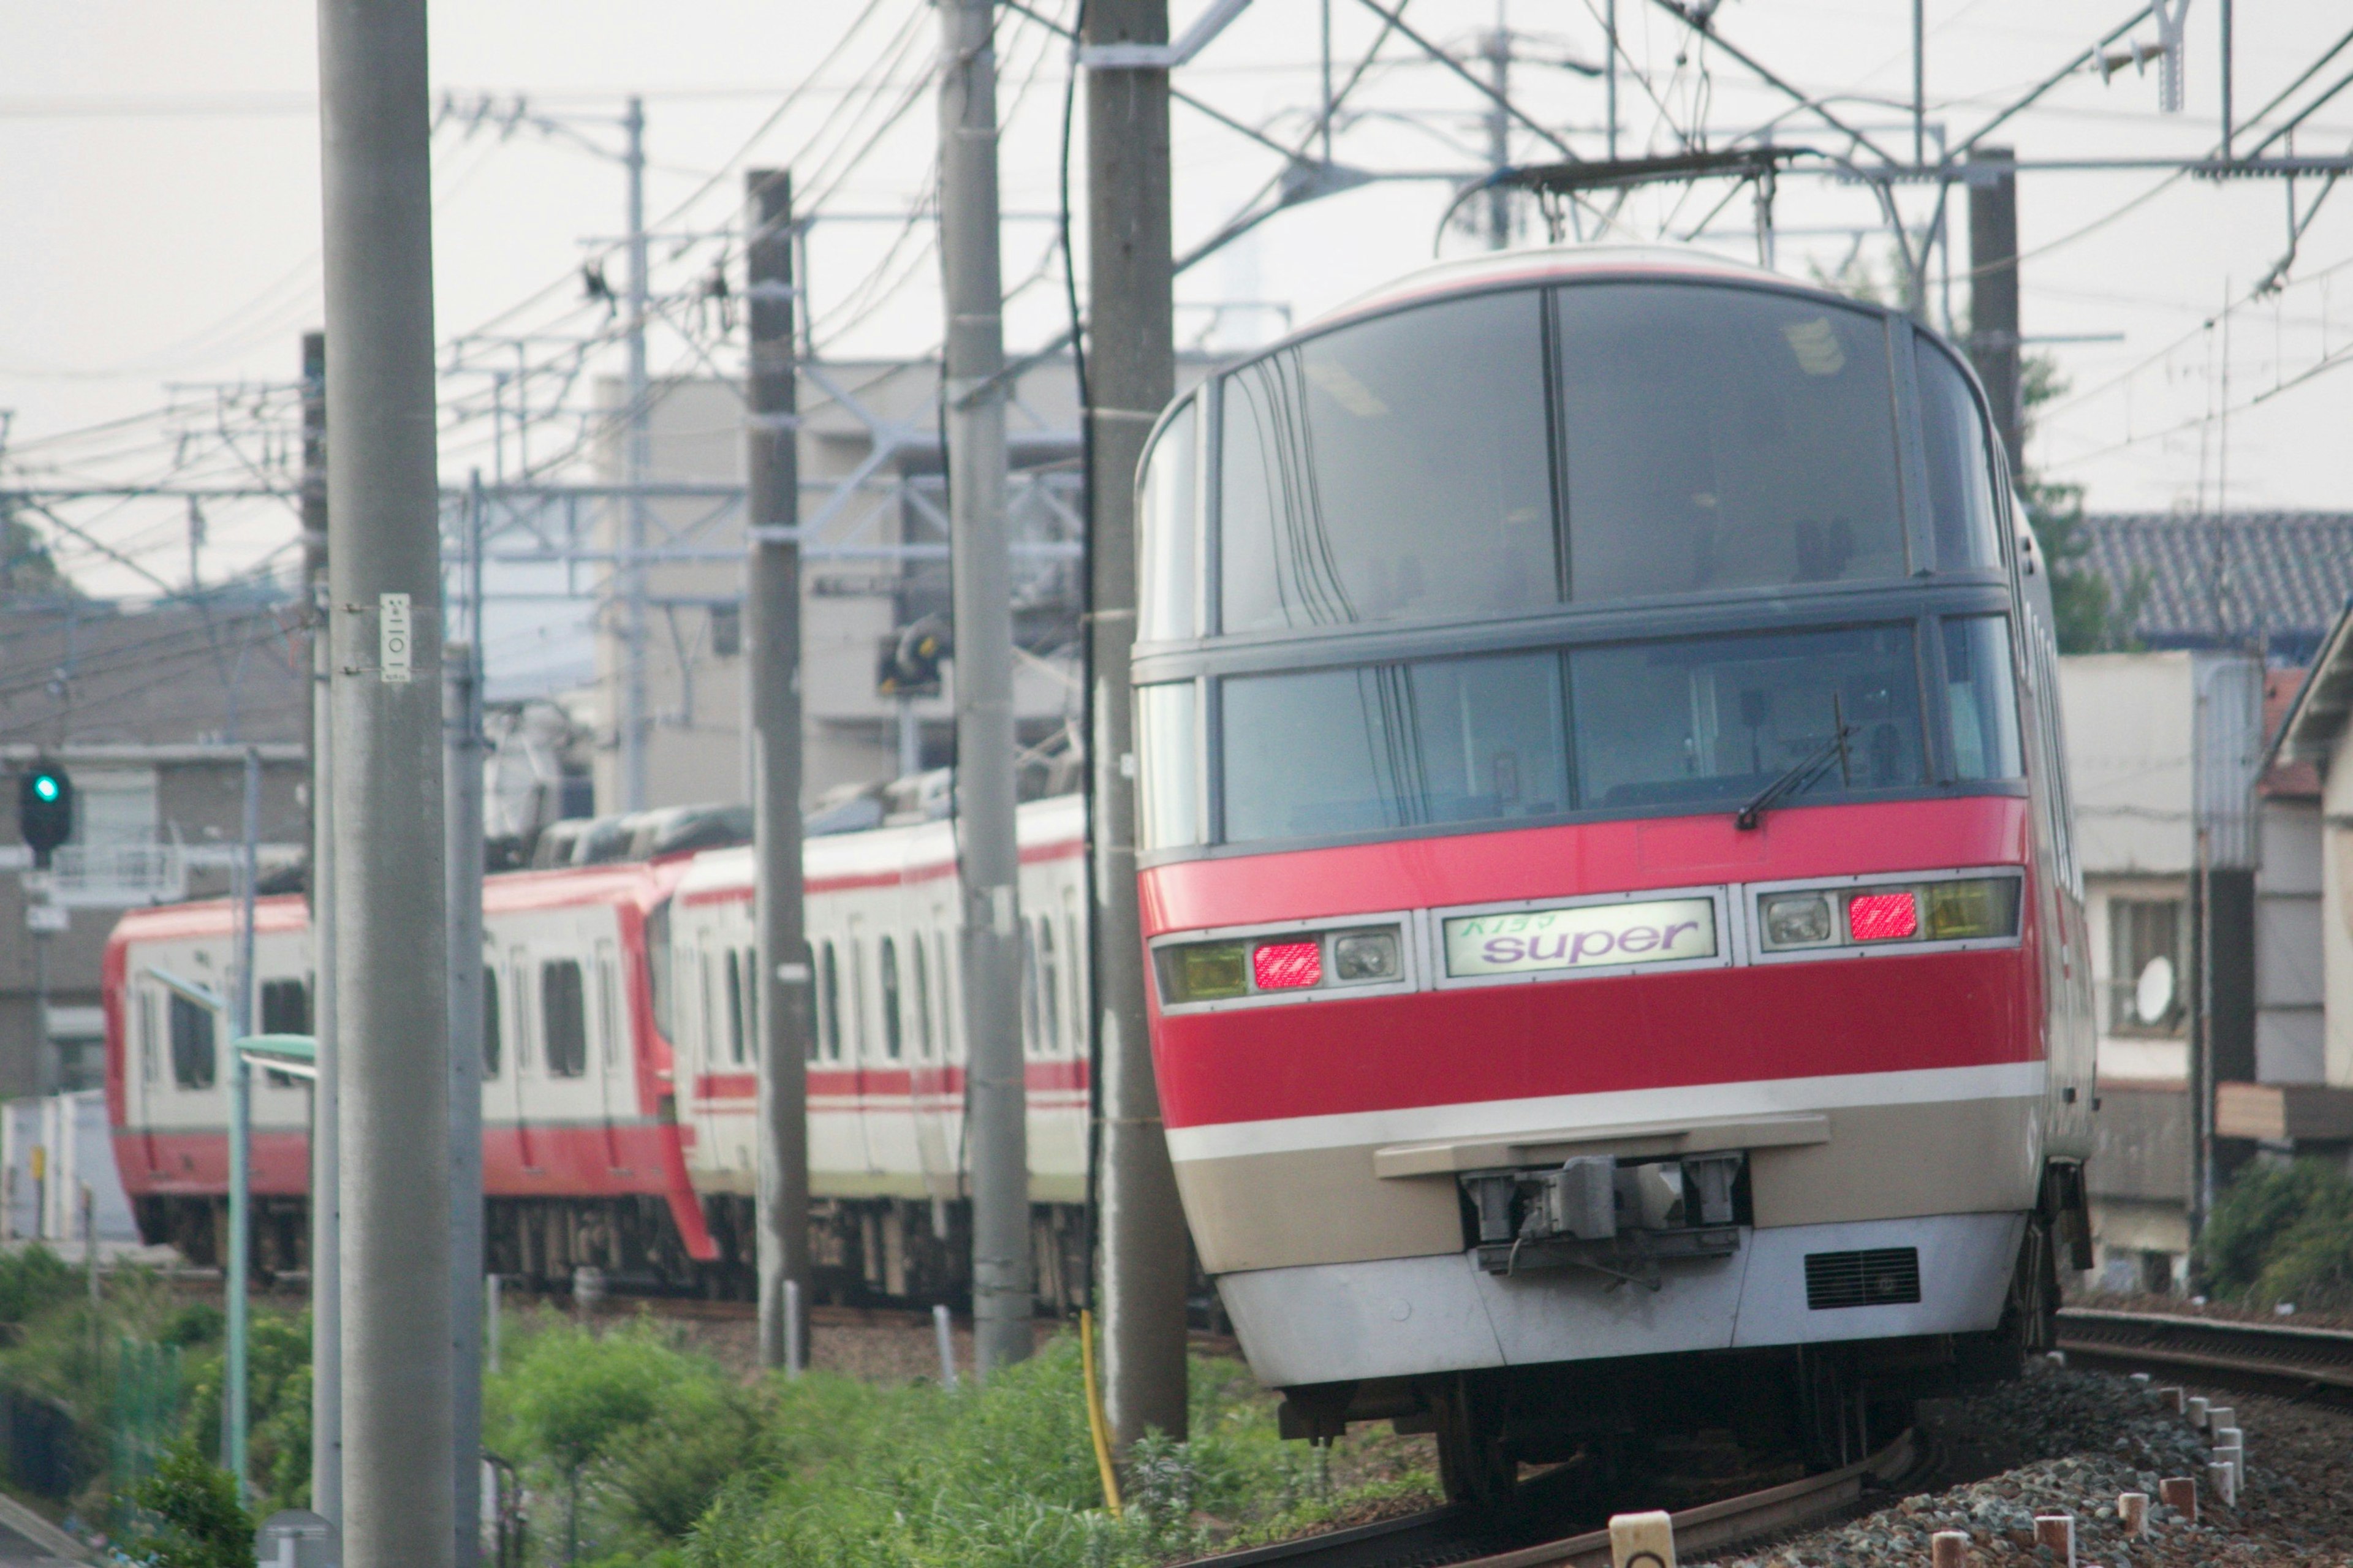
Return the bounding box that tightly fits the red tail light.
[1252,940,1322,990]
[1847,892,1919,942]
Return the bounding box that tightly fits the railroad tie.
[1608,1509,1675,1568]
[2034,1513,2076,1568]
[2161,1475,2199,1524]
[2118,1491,2150,1537]
[1929,1529,1968,1568]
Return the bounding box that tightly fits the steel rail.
[1178,1428,1917,1568]
[2058,1305,2353,1405]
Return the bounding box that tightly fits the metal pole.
[621,96,651,813]
[1605,0,1618,161]
[316,0,453,1556]
[227,746,260,1493]
[1911,0,1925,168]
[2220,0,2234,162]
[300,327,342,1532]
[32,936,49,1099]
[745,169,814,1375]
[938,0,1032,1378]
[1086,0,1189,1449]
[1965,146,2023,482]
[445,632,485,1568]
[1483,9,1510,249]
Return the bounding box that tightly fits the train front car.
[1130,248,2094,1498]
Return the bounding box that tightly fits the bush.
[0,1246,78,1326]
[2199,1159,2353,1306]
[125,1439,252,1568]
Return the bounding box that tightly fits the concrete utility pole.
[1966,147,2023,482]
[1085,0,1189,1449]
[444,632,484,1568]
[937,0,1032,1377]
[301,328,341,1531]
[315,0,453,1559]
[621,96,653,812]
[745,169,814,1374]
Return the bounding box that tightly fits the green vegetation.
[2198,1157,2353,1308]
[482,1313,1433,1568]
[0,1261,1428,1566]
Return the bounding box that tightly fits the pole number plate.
[380,592,412,683]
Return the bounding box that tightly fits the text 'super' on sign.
[1443,897,1716,979]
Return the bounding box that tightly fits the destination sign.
[1442,896,1717,979]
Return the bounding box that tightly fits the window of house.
[2108,899,2185,1036]
[542,960,588,1077]
[169,993,215,1089]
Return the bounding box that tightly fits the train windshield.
[1186,279,2001,640]
[1207,622,1976,847]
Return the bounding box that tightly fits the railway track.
[2057,1305,2353,1406]
[1180,1430,1917,1568]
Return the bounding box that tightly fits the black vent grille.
[1805,1247,1922,1310]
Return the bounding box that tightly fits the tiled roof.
[2079,513,2353,661]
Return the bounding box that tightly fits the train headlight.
[1846,890,1920,942]
[1158,941,1249,1003]
[1924,877,2021,941]
[1760,892,1834,949]
[1330,928,1401,983]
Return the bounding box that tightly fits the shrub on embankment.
[2197,1157,2353,1308]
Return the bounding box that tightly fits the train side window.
[697,947,716,1067]
[910,935,934,1059]
[1036,918,1060,1055]
[541,960,588,1078]
[1136,683,1202,850]
[482,966,502,1081]
[1221,289,1556,633]
[168,993,216,1090]
[645,898,674,1042]
[138,988,160,1085]
[740,946,758,1058]
[1020,922,1039,1057]
[1917,339,2003,571]
[879,937,903,1059]
[725,949,747,1066]
[595,941,622,1073]
[1137,398,1198,642]
[1942,616,2024,781]
[508,952,534,1072]
[259,978,309,1036]
[1064,912,1085,1055]
[820,941,843,1061]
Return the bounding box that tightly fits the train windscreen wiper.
[1734,695,1854,831]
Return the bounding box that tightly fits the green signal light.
[31,777,58,803]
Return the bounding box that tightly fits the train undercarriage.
[131,1192,1097,1315]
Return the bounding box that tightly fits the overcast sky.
[4,1,2351,647]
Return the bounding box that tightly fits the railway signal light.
[17,763,72,868]
[876,616,947,698]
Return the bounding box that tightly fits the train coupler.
[1463,1152,1744,1283]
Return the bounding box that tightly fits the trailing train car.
[102,797,1095,1308]
[1127,246,2095,1499]
[106,860,716,1284]
[668,794,1092,1305]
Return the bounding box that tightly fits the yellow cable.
[1080,1308,1123,1518]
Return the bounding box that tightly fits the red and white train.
[1127,246,2094,1496]
[102,795,1095,1306]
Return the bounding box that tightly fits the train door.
[505,945,539,1172]
[593,935,629,1173]
[479,949,506,1187]
[128,975,162,1177]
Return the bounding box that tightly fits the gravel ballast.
[1694,1363,2353,1566]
